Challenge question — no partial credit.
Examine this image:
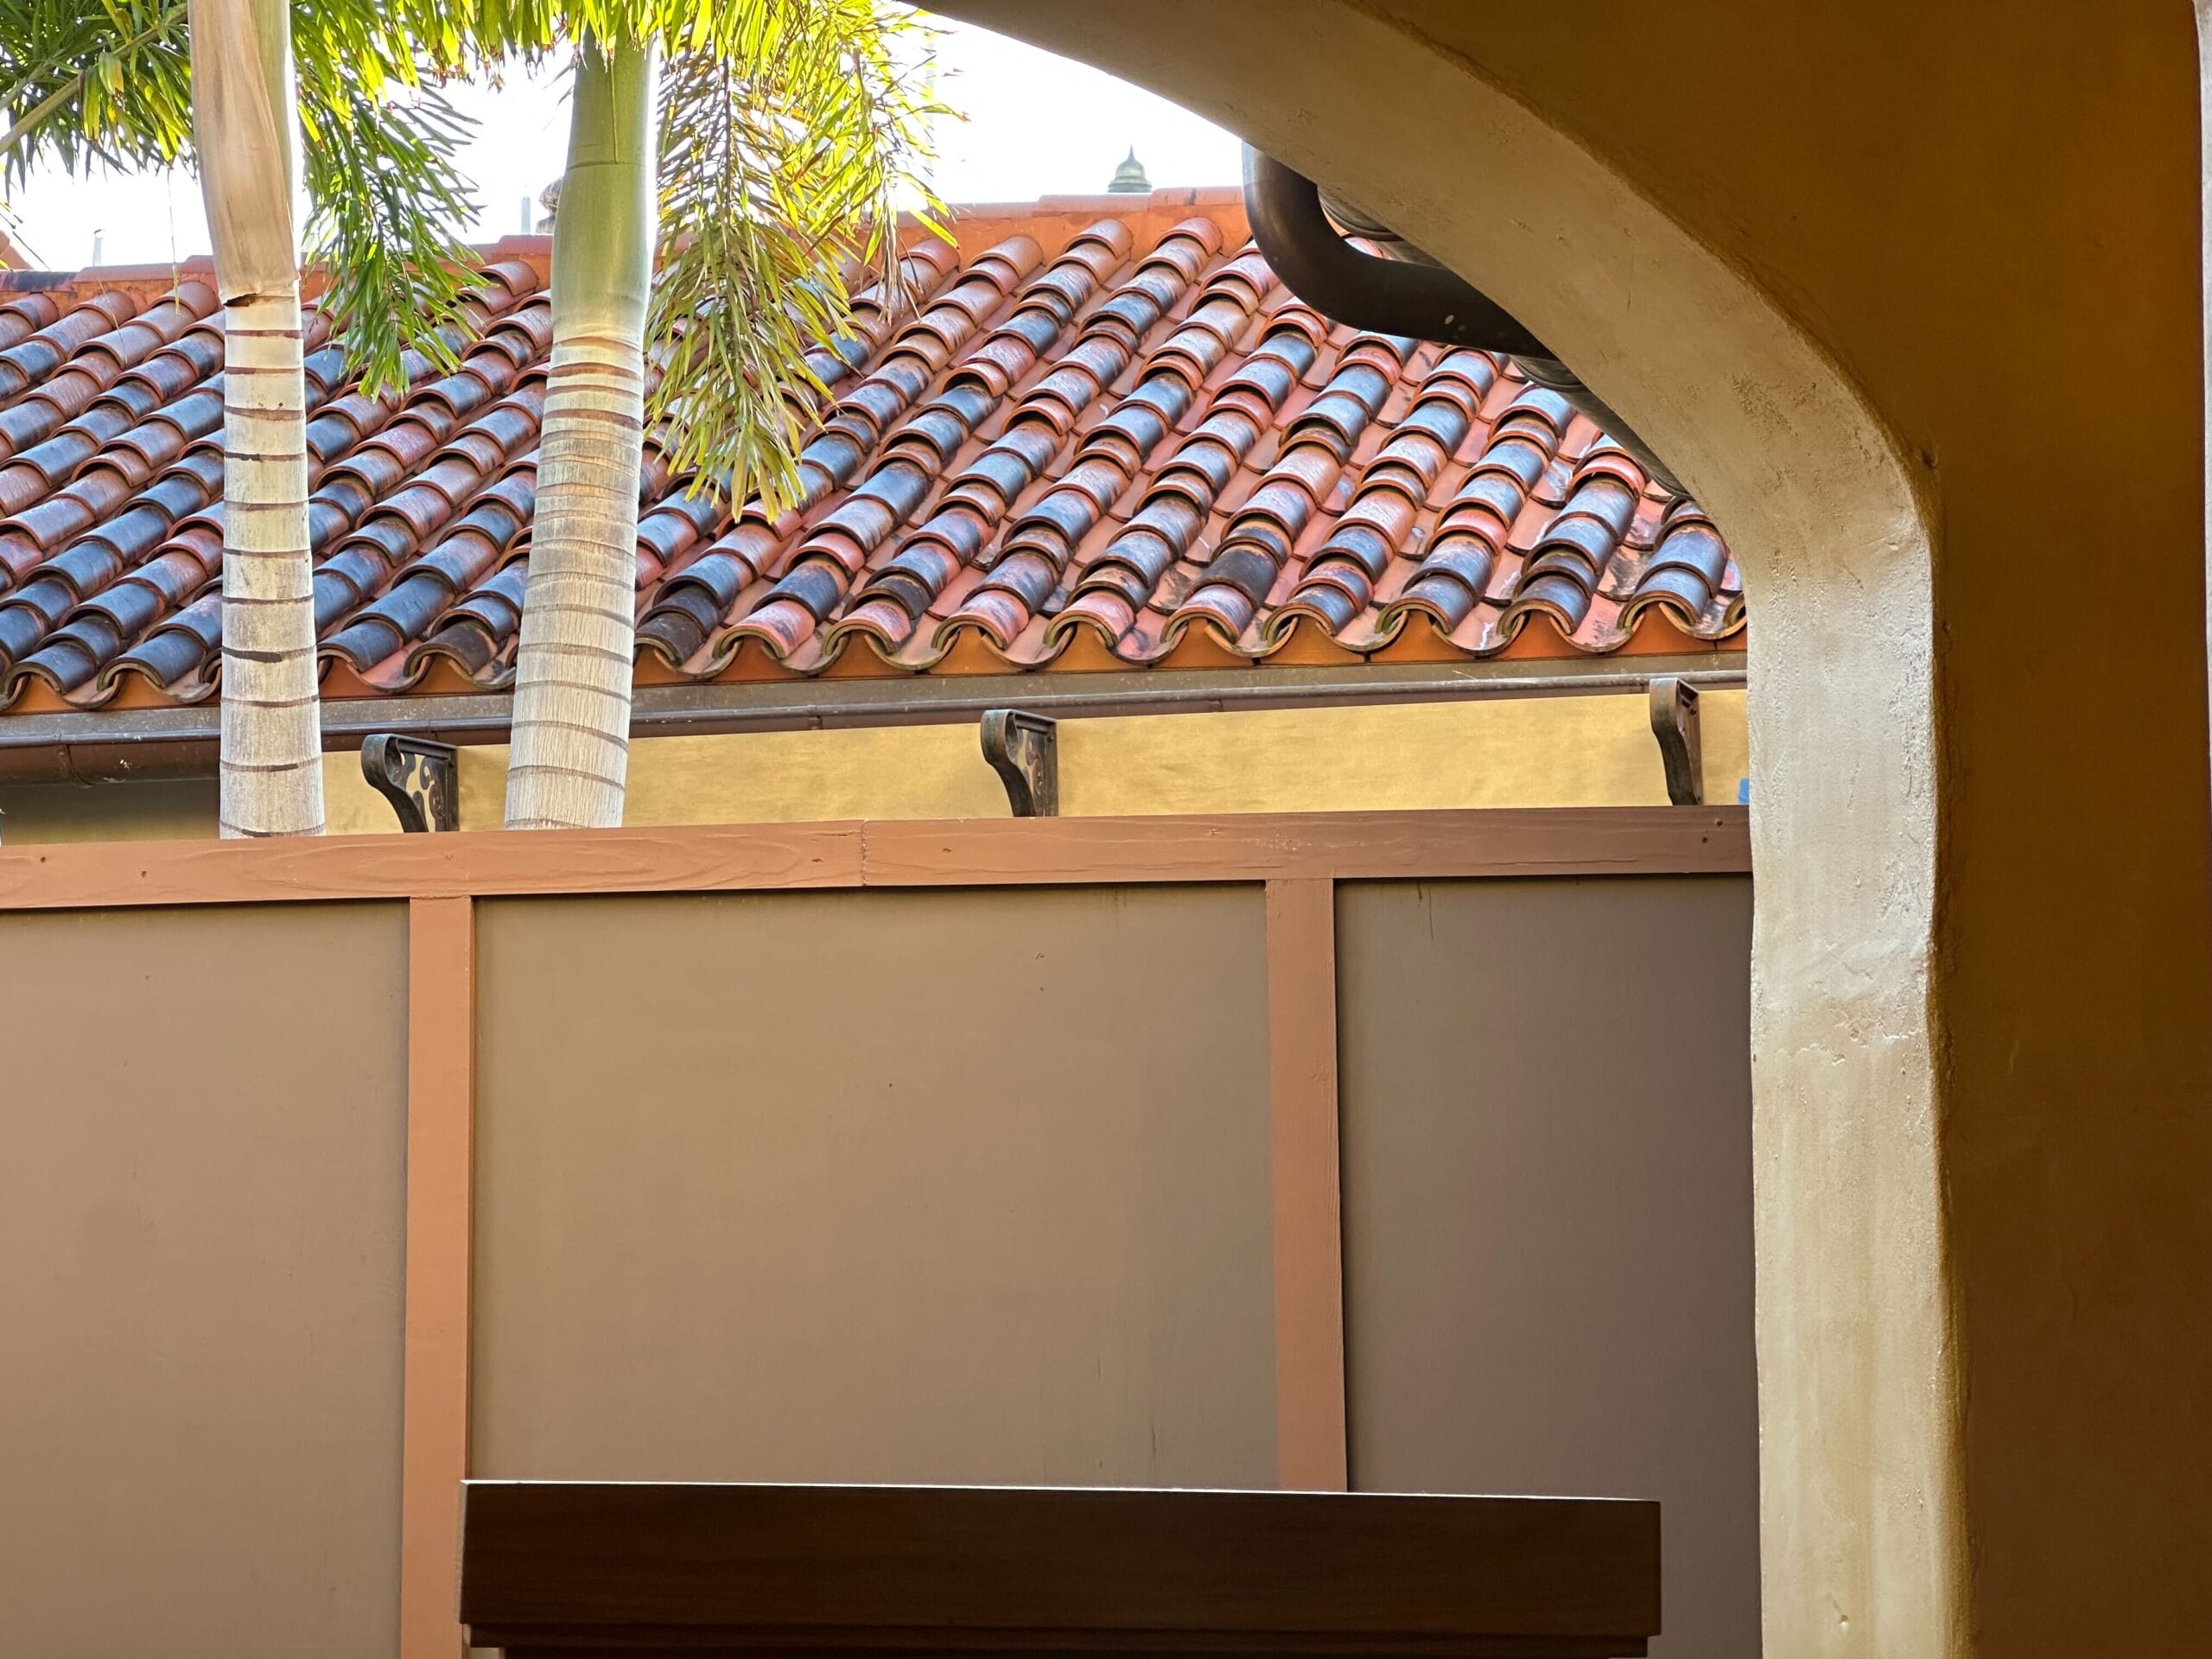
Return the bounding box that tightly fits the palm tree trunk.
[504,36,658,830]
[192,0,322,836]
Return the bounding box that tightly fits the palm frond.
[0,0,193,186]
[648,0,946,512]
[0,0,951,455]
[1,0,505,394]
[296,52,480,395]
[290,0,500,393]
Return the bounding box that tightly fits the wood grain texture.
[0,808,1747,911]
[1267,880,1346,1491]
[402,899,477,1659]
[458,1483,1660,1655]
[857,809,1747,886]
[0,821,866,909]
[0,804,1743,911]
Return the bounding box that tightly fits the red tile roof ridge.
[0,200,1744,720]
[0,191,1247,296]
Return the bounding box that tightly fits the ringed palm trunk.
[505,37,658,830]
[191,0,322,836]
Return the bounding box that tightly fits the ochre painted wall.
[455,692,1747,828]
[0,690,1749,839]
[0,777,218,842]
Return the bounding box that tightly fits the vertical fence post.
[1266,877,1348,1491]
[400,896,476,1658]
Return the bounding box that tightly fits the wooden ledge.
[458,1482,1661,1658]
[0,807,1747,910]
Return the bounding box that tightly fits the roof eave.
[0,654,1744,785]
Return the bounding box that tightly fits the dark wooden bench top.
[459,1482,1660,1657]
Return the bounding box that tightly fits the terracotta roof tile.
[0,193,1741,715]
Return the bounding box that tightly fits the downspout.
[1241,147,1683,494]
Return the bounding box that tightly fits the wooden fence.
[0,806,1755,1659]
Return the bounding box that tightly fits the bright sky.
[0,18,1245,271]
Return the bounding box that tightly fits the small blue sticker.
[1737,778,1751,804]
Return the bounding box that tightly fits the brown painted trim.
[0,808,1748,912]
[857,809,1747,887]
[400,897,476,1659]
[1266,880,1347,1492]
[0,822,868,909]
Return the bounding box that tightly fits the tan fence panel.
[473,885,1277,1488]
[1337,875,1758,1659]
[0,902,410,1658]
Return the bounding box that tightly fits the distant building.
[1106,148,1150,193]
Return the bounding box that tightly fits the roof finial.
[1108,147,1150,194]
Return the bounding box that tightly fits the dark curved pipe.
[1242,147,1683,493]
[1242,149,1555,361]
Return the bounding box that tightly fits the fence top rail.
[0,807,1748,912]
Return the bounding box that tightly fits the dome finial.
[1108,147,1150,194]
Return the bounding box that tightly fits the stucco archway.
[929,3,2022,1655]
[932,3,1951,1647]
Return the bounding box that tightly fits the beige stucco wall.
[933,2,2212,1653]
[0,690,1749,839]
[1378,14,2212,1655]
[0,903,410,1658]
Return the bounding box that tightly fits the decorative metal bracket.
[1648,677,1703,806]
[362,734,460,832]
[981,709,1058,817]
